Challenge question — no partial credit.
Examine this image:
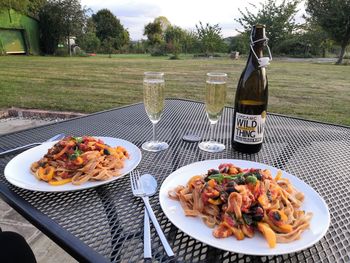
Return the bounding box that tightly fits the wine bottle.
[232,24,270,153]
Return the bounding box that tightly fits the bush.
[0,40,5,55]
[150,44,167,56]
[130,41,147,53]
[193,53,222,58]
[275,37,312,57]
[74,49,89,57]
[340,59,350,65]
[169,54,180,60]
[54,46,69,56]
[77,32,100,53]
[229,34,249,55]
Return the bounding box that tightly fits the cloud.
[82,0,162,40]
[81,0,306,40]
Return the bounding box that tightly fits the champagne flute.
[142,72,169,152]
[199,73,227,152]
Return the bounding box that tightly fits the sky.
[81,0,306,41]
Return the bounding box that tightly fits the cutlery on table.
[130,170,174,258]
[140,174,158,259]
[0,133,65,157]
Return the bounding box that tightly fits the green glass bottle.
[232,24,270,153]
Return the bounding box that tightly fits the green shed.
[0,9,40,55]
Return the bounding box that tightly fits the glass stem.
[152,123,157,142]
[209,123,215,142]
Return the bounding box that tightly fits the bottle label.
[234,112,266,145]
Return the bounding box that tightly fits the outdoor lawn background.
[0,54,349,126]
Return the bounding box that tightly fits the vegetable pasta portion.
[168,163,312,248]
[31,136,129,186]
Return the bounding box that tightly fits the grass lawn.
[0,54,349,126]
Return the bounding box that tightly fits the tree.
[235,0,301,51]
[78,32,100,53]
[229,33,250,54]
[144,20,163,45]
[143,16,172,55]
[130,40,147,54]
[195,22,225,56]
[61,0,87,56]
[27,0,47,17]
[76,18,99,53]
[165,26,185,58]
[154,16,171,32]
[182,30,200,54]
[92,9,129,50]
[306,0,350,64]
[117,29,130,51]
[298,20,333,57]
[39,0,87,55]
[101,37,116,58]
[0,0,46,18]
[0,0,29,14]
[39,1,62,54]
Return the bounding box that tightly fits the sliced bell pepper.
[208,179,216,188]
[275,170,282,181]
[208,198,222,205]
[48,178,72,186]
[38,166,55,181]
[257,222,276,248]
[258,193,270,208]
[73,156,84,165]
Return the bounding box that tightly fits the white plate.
[4,137,141,192]
[159,159,330,256]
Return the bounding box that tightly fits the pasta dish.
[168,163,312,248]
[31,136,129,186]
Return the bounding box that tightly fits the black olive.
[254,170,262,180]
[226,181,236,187]
[242,213,254,226]
[207,169,220,176]
[220,192,228,202]
[39,162,47,167]
[103,149,110,155]
[219,167,229,173]
[225,187,237,195]
[249,204,264,222]
[267,190,272,202]
[272,211,281,221]
[234,176,245,185]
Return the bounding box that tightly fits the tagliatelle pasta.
[30,136,129,186]
[168,163,312,248]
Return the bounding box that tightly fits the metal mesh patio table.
[0,99,349,263]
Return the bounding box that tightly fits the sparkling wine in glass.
[142,72,169,152]
[199,73,227,152]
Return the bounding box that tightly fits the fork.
[0,133,65,157]
[130,170,174,257]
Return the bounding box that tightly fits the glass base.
[142,141,169,152]
[198,141,225,153]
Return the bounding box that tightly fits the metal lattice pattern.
[0,99,349,263]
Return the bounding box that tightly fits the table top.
[0,99,349,263]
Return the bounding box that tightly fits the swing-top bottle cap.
[252,24,266,43]
[255,24,265,28]
[250,24,272,67]
[258,57,270,67]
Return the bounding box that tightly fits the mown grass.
[0,54,349,126]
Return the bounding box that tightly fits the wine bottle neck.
[248,44,264,68]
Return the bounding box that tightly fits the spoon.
[140,174,158,259]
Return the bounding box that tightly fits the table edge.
[0,99,348,140]
[0,185,109,263]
